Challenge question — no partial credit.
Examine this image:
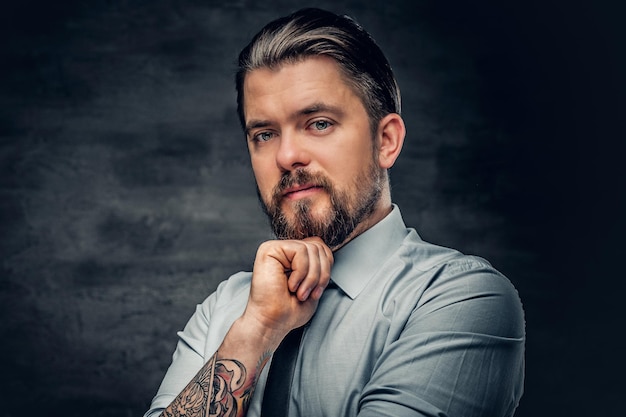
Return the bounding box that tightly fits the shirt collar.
[330,204,411,299]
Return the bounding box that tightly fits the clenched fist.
[242,237,333,336]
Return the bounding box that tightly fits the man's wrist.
[225,315,289,355]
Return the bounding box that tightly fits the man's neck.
[330,199,393,252]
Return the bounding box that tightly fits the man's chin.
[278,203,334,238]
[282,196,330,217]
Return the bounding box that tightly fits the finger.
[310,242,332,300]
[305,237,333,273]
[299,238,335,301]
[286,241,319,300]
[285,241,309,293]
[295,242,322,301]
[318,249,333,295]
[303,236,333,263]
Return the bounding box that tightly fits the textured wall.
[1,1,623,416]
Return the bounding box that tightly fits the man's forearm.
[159,317,281,417]
[159,352,266,417]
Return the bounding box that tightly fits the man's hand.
[243,237,333,336]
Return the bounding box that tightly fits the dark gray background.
[1,0,624,416]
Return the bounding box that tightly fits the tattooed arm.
[159,237,333,417]
[160,318,274,417]
[161,354,248,417]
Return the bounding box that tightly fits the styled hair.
[235,8,401,133]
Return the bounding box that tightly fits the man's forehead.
[242,56,363,121]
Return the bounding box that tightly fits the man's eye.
[254,132,274,142]
[311,120,332,131]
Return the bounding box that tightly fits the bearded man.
[145,8,525,417]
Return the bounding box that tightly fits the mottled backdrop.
[1,0,623,416]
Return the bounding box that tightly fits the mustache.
[271,169,332,201]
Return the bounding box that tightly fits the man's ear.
[376,113,406,169]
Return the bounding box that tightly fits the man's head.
[237,9,405,249]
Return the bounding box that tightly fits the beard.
[258,160,384,249]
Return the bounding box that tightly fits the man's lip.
[282,183,322,197]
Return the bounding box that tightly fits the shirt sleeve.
[358,258,525,417]
[143,294,216,417]
[143,272,251,417]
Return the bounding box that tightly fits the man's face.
[243,56,385,248]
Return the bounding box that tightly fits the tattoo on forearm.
[162,353,252,417]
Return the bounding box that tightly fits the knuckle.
[257,240,277,253]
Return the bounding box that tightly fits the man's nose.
[275,131,311,171]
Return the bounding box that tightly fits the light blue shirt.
[145,205,525,417]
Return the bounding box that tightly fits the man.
[145,8,525,417]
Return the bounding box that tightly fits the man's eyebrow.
[297,102,344,117]
[244,120,272,136]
